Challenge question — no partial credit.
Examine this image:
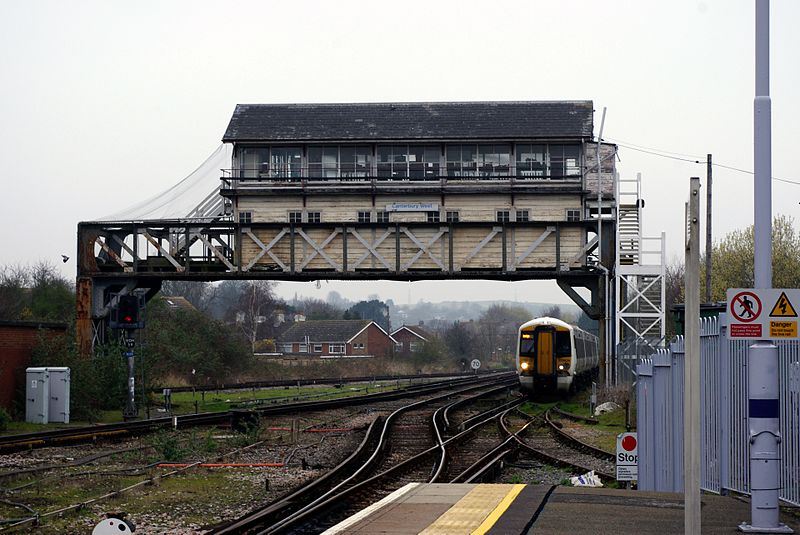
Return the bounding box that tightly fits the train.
[516,317,599,395]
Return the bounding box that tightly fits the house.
[391,323,432,356]
[278,319,397,358]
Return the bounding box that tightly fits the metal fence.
[636,314,800,505]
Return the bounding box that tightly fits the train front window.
[555,331,571,357]
[519,333,535,356]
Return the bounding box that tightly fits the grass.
[0,380,405,435]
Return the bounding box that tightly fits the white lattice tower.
[614,172,666,383]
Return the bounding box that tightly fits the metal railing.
[636,315,800,505]
[219,167,584,184]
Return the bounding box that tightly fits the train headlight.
[520,362,529,370]
[558,364,565,370]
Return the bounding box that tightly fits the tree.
[345,299,390,331]
[234,281,278,351]
[474,304,530,365]
[296,298,344,320]
[0,262,74,322]
[161,280,214,312]
[664,256,686,338]
[708,214,800,301]
[541,304,563,319]
[145,298,252,381]
[0,264,29,320]
[442,321,477,362]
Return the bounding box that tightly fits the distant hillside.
[387,299,581,328]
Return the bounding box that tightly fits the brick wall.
[0,321,68,412]
[364,324,393,358]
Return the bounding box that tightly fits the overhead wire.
[606,138,800,186]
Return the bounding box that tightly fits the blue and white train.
[516,317,599,395]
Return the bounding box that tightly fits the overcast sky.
[1,0,798,306]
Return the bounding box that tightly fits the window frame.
[329,343,346,354]
[446,210,460,223]
[566,208,581,222]
[307,211,321,223]
[427,211,441,223]
[358,210,372,223]
[239,211,253,225]
[496,210,510,223]
[288,211,303,224]
[516,209,530,222]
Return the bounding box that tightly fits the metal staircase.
[614,172,666,384]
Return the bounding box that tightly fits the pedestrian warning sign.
[730,291,761,323]
[728,288,800,340]
[769,292,798,317]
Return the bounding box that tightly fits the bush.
[0,407,10,431]
[29,332,139,422]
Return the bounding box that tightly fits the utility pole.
[739,1,791,532]
[706,154,713,304]
[685,177,701,535]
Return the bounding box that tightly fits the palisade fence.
[636,314,800,506]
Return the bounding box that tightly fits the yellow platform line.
[420,484,525,535]
[470,484,525,535]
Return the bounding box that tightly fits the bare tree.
[236,281,278,351]
[0,264,30,320]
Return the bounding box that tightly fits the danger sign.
[727,288,800,340]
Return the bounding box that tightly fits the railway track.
[0,372,513,454]
[500,407,615,481]
[211,378,517,534]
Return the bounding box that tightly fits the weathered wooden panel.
[238,193,585,224]
[238,223,586,273]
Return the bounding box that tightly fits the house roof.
[160,296,197,311]
[391,325,431,341]
[222,101,594,143]
[280,320,374,343]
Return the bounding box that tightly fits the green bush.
[0,407,10,431]
[151,430,185,462]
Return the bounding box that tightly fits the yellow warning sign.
[770,320,798,338]
[769,292,798,317]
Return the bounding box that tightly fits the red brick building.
[391,324,432,356]
[0,321,68,412]
[278,320,397,358]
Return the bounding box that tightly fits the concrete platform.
[323,484,800,534]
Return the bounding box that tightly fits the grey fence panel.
[700,317,720,493]
[671,338,685,493]
[729,336,751,495]
[636,313,800,506]
[778,339,800,505]
[636,359,654,490]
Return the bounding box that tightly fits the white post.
[685,177,701,534]
[739,0,791,532]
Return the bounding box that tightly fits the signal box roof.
[222,101,594,143]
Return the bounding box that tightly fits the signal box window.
[376,211,390,223]
[496,210,510,223]
[307,211,321,223]
[566,209,581,222]
[516,210,529,222]
[427,211,440,223]
[358,211,372,223]
[239,211,253,225]
[289,211,302,224]
[446,211,459,223]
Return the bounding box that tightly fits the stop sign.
[621,434,637,451]
[616,432,638,481]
